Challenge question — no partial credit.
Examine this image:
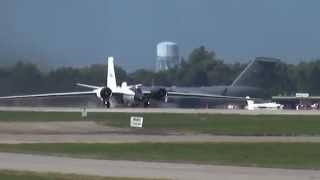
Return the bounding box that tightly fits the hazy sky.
[0,0,320,71]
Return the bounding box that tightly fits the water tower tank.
[156,42,179,71]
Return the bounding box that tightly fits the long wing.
[142,90,250,100]
[0,91,96,100]
[76,83,102,89]
[167,91,247,100]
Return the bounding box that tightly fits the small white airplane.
[0,57,248,108]
[246,96,282,110]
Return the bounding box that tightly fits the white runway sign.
[81,108,87,118]
[130,116,143,128]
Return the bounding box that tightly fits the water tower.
[156,41,179,72]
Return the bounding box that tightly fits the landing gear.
[106,101,111,108]
[103,100,111,108]
[143,100,150,108]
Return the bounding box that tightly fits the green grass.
[0,170,163,180]
[0,143,320,169]
[95,113,320,136]
[1,111,320,135]
[0,111,81,121]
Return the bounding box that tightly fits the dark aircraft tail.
[230,57,280,89]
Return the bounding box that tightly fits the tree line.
[0,46,320,96]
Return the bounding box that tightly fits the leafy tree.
[1,47,320,97]
[9,62,44,94]
[129,69,155,86]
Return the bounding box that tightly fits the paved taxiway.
[1,106,320,115]
[3,134,320,144]
[0,121,320,143]
[0,152,320,180]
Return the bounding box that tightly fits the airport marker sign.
[81,108,88,119]
[130,116,144,128]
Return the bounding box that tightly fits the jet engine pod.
[100,87,112,100]
[134,88,144,102]
[150,88,167,101]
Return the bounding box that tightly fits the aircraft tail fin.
[107,57,117,89]
[230,57,280,88]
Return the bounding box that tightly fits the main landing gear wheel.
[144,100,150,108]
[106,101,111,108]
[103,100,111,108]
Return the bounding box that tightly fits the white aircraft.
[246,96,282,110]
[0,57,248,108]
[0,57,136,108]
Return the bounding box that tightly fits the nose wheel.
[106,101,111,108]
[103,100,111,108]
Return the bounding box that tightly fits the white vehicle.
[0,57,248,108]
[246,97,282,110]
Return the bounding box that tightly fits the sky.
[0,0,320,71]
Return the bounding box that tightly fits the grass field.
[0,143,320,169]
[1,111,320,135]
[0,170,163,180]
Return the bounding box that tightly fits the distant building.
[156,41,179,72]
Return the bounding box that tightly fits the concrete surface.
[0,152,320,180]
[1,106,320,115]
[2,134,320,144]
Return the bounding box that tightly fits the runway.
[0,106,320,179]
[1,106,320,115]
[0,152,319,180]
